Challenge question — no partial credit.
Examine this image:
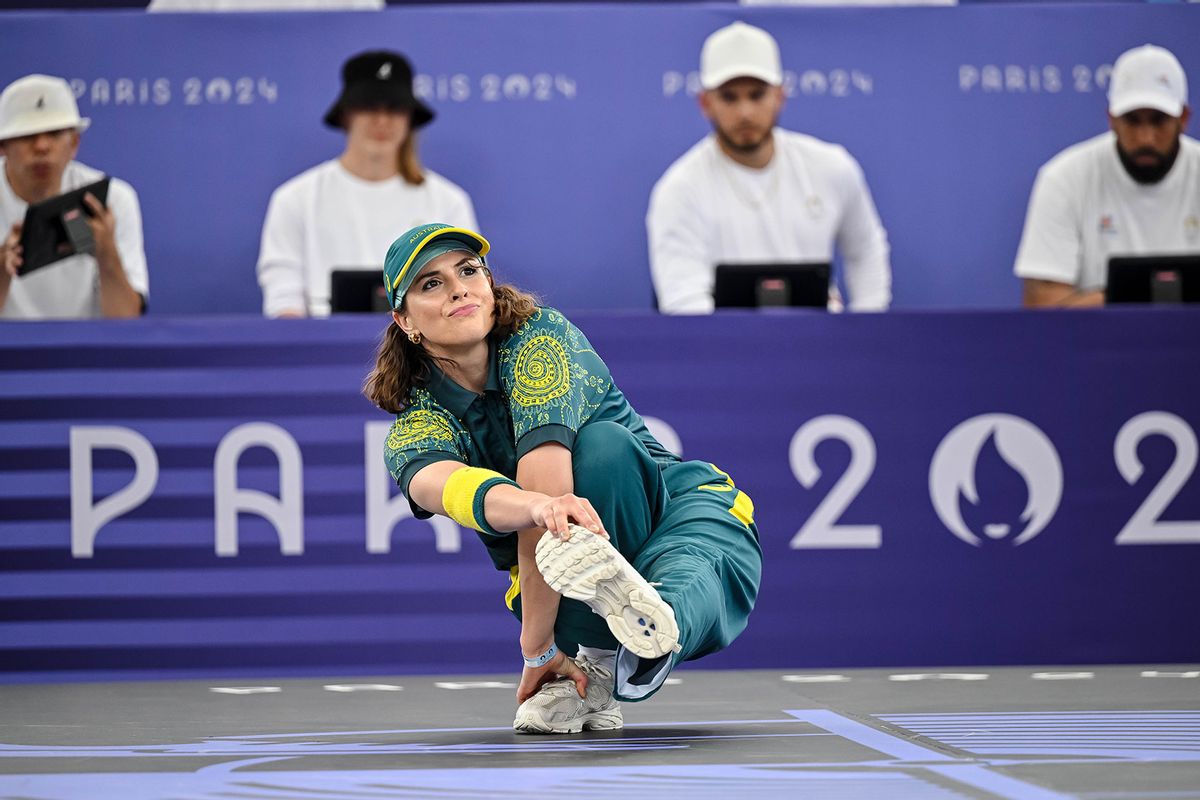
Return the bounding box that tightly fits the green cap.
[383,223,491,310]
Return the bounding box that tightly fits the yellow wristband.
[442,466,518,535]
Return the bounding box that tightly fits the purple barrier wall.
[2,309,1198,682]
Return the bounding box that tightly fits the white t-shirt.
[1014,132,1200,291]
[256,159,477,317]
[0,159,148,320]
[646,128,891,313]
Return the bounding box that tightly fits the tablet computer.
[1106,254,1200,304]
[17,177,111,276]
[713,262,831,309]
[330,268,389,313]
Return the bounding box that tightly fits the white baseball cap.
[0,74,90,142]
[1108,44,1188,118]
[700,21,783,90]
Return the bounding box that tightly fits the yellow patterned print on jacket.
[384,388,472,483]
[498,308,611,452]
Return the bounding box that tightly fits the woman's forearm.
[513,443,575,655]
[516,527,561,655]
[482,483,552,533]
[407,461,551,533]
[408,459,605,537]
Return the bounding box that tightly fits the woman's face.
[344,106,411,159]
[393,249,495,353]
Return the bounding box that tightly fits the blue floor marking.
[880,711,1200,761]
[5,709,1197,799]
[785,709,1074,800]
[0,765,975,800]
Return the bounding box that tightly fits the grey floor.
[1,665,1198,799]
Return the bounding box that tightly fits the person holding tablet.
[0,74,147,319]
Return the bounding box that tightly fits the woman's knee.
[572,422,644,480]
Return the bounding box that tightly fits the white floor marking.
[1031,672,1095,681]
[888,673,990,682]
[1141,670,1200,678]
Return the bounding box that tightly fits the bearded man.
[1015,45,1197,307]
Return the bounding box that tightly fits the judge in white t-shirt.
[0,74,148,319]
[646,21,891,314]
[1015,44,1198,308]
[257,50,477,318]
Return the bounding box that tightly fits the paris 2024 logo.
[929,414,1063,546]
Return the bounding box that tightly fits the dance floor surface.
[2,665,1198,799]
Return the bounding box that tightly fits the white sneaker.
[512,651,622,734]
[535,525,681,660]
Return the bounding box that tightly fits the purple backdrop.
[0,4,1197,313]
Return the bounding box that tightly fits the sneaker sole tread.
[535,528,680,659]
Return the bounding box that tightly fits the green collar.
[424,338,502,416]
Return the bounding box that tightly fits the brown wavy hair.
[363,277,539,414]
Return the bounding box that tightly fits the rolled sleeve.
[516,423,576,460]
[383,406,471,517]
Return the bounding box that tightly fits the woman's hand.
[527,492,608,540]
[516,650,589,704]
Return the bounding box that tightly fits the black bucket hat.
[322,50,434,130]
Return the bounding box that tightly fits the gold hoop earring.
[407,331,422,345]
